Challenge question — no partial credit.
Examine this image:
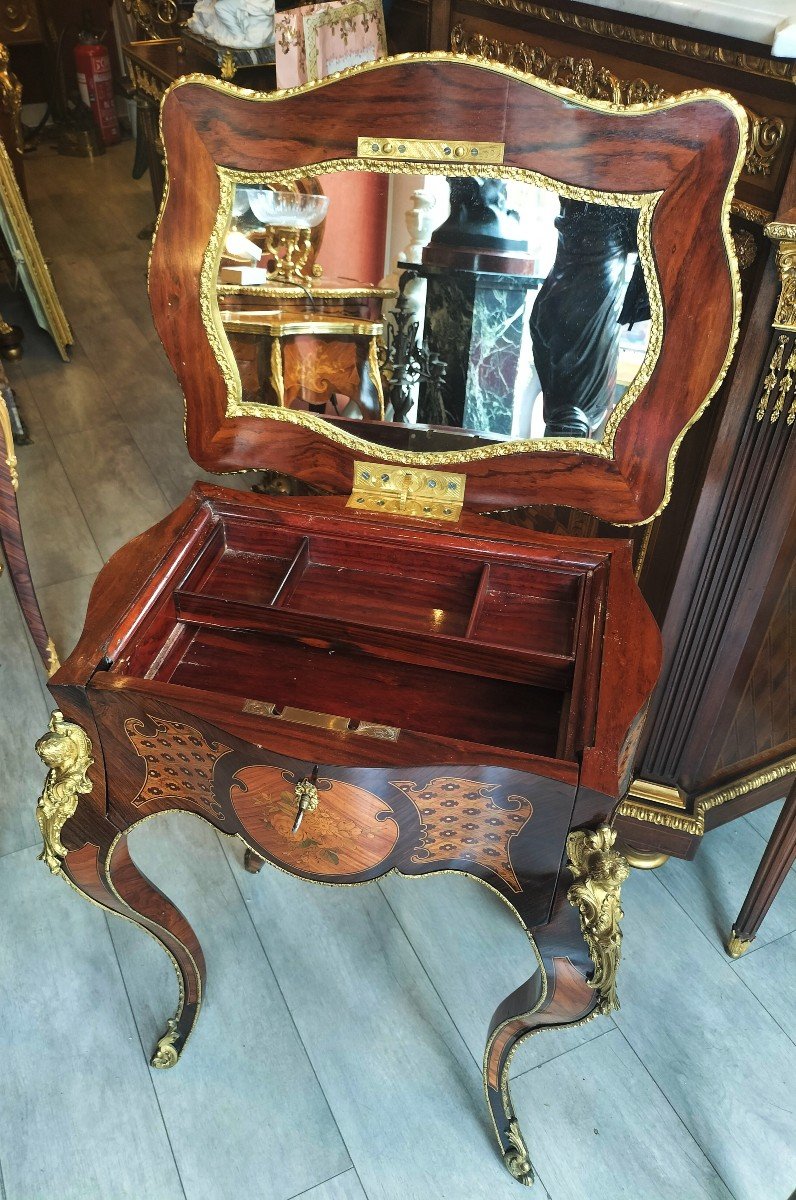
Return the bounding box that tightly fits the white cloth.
[188,0,275,49]
[772,17,796,58]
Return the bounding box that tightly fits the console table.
[123,37,276,209]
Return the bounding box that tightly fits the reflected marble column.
[416,176,541,433]
[419,266,539,431]
[465,283,531,436]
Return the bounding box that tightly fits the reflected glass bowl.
[247,189,330,229]
[231,187,252,219]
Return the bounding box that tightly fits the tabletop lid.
[149,53,746,524]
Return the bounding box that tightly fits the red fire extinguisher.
[74,34,120,146]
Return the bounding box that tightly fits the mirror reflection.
[215,170,654,444]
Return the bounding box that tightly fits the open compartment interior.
[104,502,607,761]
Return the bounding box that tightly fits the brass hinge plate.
[357,136,504,165]
[242,699,400,741]
[346,462,466,521]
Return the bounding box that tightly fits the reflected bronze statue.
[424,176,532,264]
[530,199,649,438]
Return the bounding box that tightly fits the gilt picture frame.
[303,0,386,82]
[0,138,72,361]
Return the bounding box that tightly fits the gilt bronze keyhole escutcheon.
[291,769,320,833]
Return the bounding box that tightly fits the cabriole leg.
[484,826,629,1186]
[36,710,207,1067]
[62,835,206,1068]
[243,847,266,874]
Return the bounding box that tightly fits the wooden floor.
[1,140,795,1200]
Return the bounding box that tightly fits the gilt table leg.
[727,778,796,958]
[484,826,629,1186]
[0,388,59,673]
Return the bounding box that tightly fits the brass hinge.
[242,699,400,740]
[346,462,466,521]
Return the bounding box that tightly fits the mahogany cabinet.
[386,0,796,862]
[34,57,743,1185]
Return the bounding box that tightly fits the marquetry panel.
[125,715,232,818]
[231,764,400,876]
[391,775,533,891]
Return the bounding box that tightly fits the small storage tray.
[106,500,606,762]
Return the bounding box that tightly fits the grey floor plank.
[613,868,796,1200]
[79,312,184,425]
[27,146,152,261]
[0,571,50,857]
[35,571,98,662]
[21,181,94,260]
[225,843,553,1200]
[732,931,796,1045]
[379,873,613,1075]
[43,251,137,342]
[744,796,791,845]
[125,409,252,510]
[97,244,160,339]
[14,437,103,586]
[109,815,351,1200]
[292,1169,367,1200]
[18,339,120,440]
[54,415,171,562]
[511,1028,734,1200]
[0,845,185,1200]
[659,814,796,951]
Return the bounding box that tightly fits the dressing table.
[34,56,744,1186]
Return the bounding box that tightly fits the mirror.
[211,164,659,449]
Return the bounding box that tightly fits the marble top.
[585,0,795,54]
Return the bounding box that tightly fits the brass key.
[291,772,320,834]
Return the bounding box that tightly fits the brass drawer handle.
[291,771,319,834]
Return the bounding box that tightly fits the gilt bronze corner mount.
[566,824,629,1014]
[35,711,93,873]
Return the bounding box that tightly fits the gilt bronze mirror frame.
[150,53,746,523]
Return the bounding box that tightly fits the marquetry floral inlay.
[231,765,399,876]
